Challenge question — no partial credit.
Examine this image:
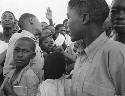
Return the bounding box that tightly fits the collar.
[21,30,37,42]
[84,32,108,61]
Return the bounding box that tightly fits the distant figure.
[0,11,17,86]
[1,11,18,42]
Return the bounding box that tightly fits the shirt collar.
[21,30,37,42]
[84,32,108,60]
[21,30,34,37]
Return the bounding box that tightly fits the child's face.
[42,36,54,50]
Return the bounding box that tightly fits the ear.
[81,13,89,24]
[29,18,34,25]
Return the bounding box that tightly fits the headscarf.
[3,30,44,80]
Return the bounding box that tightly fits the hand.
[46,7,52,20]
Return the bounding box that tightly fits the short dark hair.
[55,24,64,31]
[16,37,36,52]
[68,0,109,24]
[18,13,36,29]
[44,52,66,79]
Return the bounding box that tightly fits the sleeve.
[22,69,40,96]
[108,48,125,96]
[3,33,20,75]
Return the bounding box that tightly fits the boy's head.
[13,37,36,68]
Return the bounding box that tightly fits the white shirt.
[0,40,8,54]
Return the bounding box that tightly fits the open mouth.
[48,44,54,48]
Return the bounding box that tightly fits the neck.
[15,67,23,73]
[84,23,103,47]
[15,65,27,72]
[117,33,125,44]
[4,36,10,43]
[3,28,12,43]
[24,27,35,36]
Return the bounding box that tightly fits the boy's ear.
[81,13,89,24]
[29,18,34,25]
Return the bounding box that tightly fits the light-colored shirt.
[3,30,44,80]
[8,65,39,96]
[37,77,71,96]
[71,32,125,96]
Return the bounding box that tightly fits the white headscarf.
[3,30,44,80]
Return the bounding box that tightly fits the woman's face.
[1,12,15,28]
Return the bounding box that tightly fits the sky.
[0,0,113,25]
[0,0,68,25]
